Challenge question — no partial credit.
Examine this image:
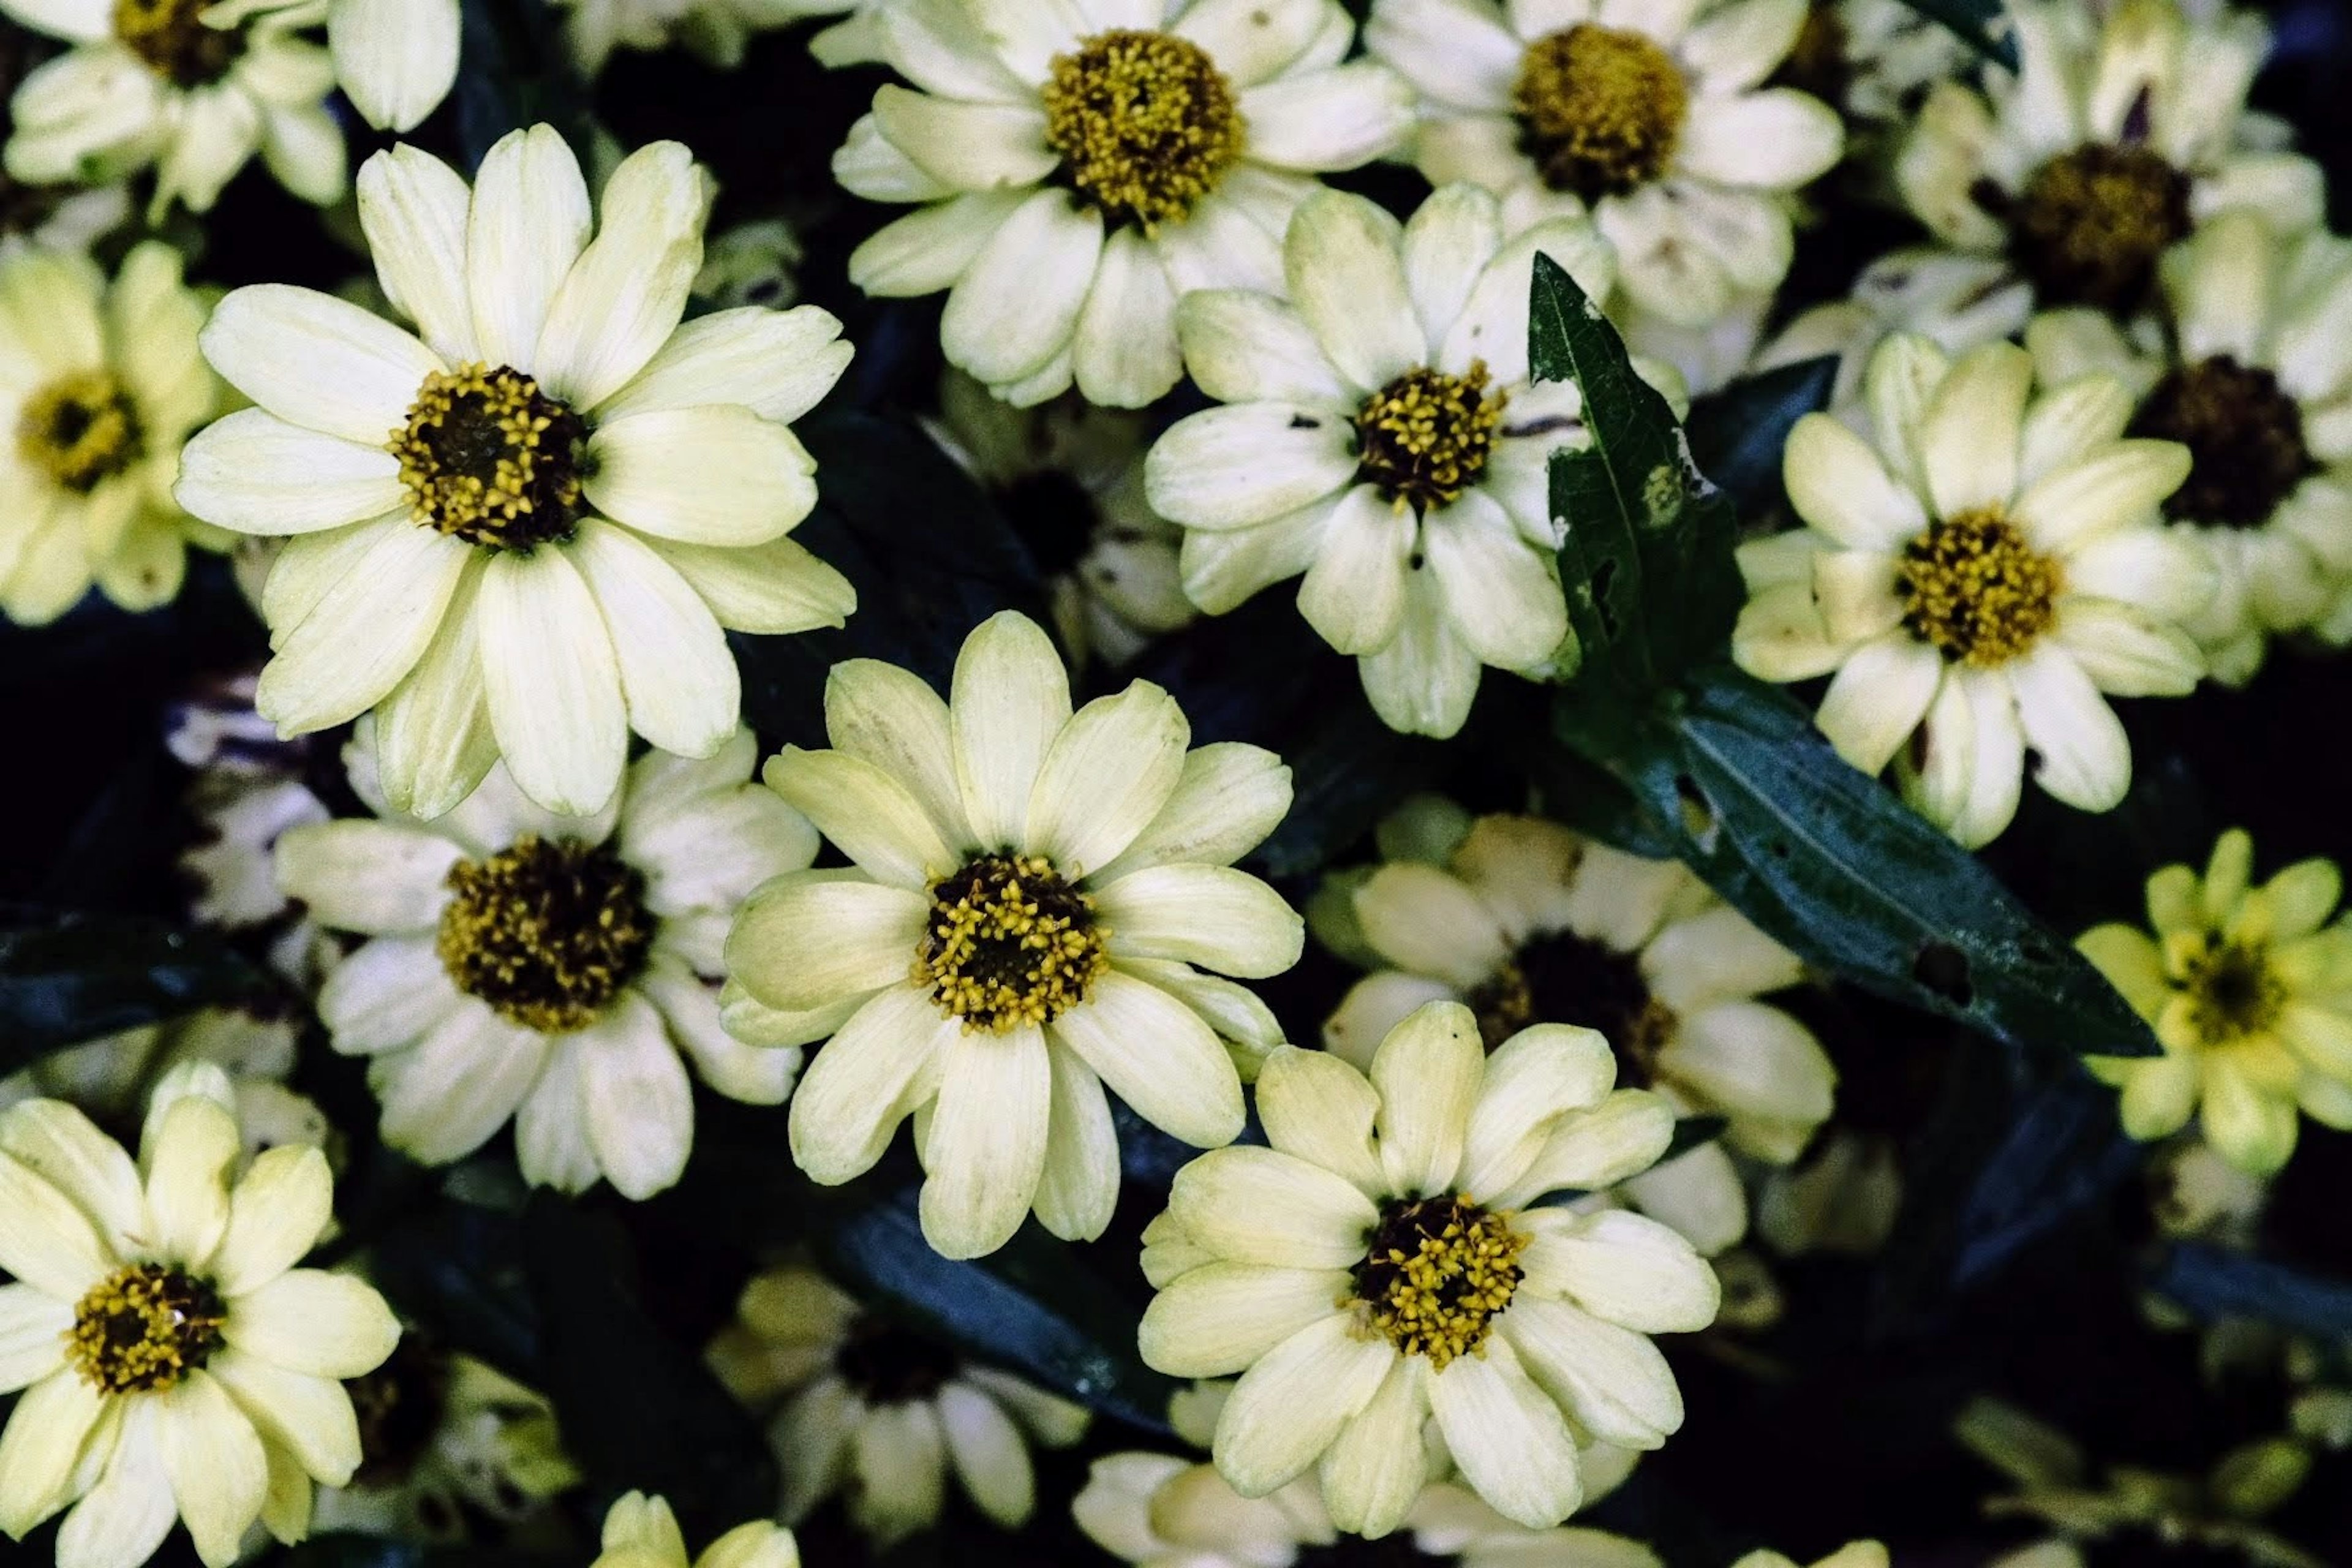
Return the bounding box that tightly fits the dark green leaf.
[452,0,595,172]
[1893,0,2019,70]
[369,1197,541,1379]
[1683,356,1838,520]
[1553,665,2158,1058]
[1529,252,1743,693]
[2150,1244,2352,1338]
[0,907,274,1074]
[819,1185,1177,1434]
[522,1194,776,1536]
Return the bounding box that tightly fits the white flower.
[2022,212,2352,687]
[1733,335,2214,848]
[1145,185,1629,739]
[1139,1001,1719,1534]
[706,1264,1088,1545]
[175,125,857,820]
[727,609,1301,1258]
[279,725,816,1200]
[0,0,346,217]
[553,0,809,76]
[0,1065,402,1568]
[837,0,1415,407]
[1076,1452,1660,1568]
[592,1492,801,1568]
[1894,0,2321,320]
[1320,808,1835,1255]
[1365,0,1843,328]
[311,1352,578,1542]
[203,0,461,132]
[2078,829,2352,1177]
[0,242,222,625]
[927,369,1193,666]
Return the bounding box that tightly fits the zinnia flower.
[176,124,856,819]
[727,609,1300,1258]
[592,1492,800,1568]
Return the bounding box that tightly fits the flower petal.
[1033,1038,1118,1242]
[789,985,957,1184]
[199,284,440,446]
[2011,645,2131,813]
[1049,969,1245,1148]
[257,524,471,735]
[579,990,695,1199]
[224,1269,401,1379]
[1175,289,1349,407]
[1023,682,1188,876]
[477,546,627,816]
[919,1026,1052,1258]
[173,410,404,538]
[1918,342,2032,520]
[584,407,816,547]
[1499,1296,1682,1449]
[356,143,473,356]
[209,1145,332,1298]
[1371,1000,1483,1197]
[466,124,590,368]
[1167,1145,1378,1268]
[568,519,738,756]
[273,819,459,935]
[1781,413,1923,550]
[534,140,708,410]
[1212,1313,1393,1496]
[1427,1336,1581,1529]
[1144,404,1358,530]
[951,609,1072,851]
[941,189,1104,389]
[1139,1263,1355,1378]
[598,305,853,426]
[1091,864,1302,978]
[207,1352,360,1488]
[1285,190,1420,393]
[1090,742,1291,883]
[726,870,928,1012]
[157,1369,268,1567]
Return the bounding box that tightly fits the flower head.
[838,0,1415,407]
[0,242,221,625]
[281,724,816,1199]
[2024,212,2352,686]
[2081,829,2352,1176]
[0,1065,401,1568]
[592,1492,800,1568]
[707,1264,1088,1544]
[1139,1001,1717,1535]
[728,609,1301,1258]
[1366,0,1843,328]
[1146,184,1633,738]
[176,124,857,819]
[1896,0,2320,318]
[1735,334,2214,847]
[0,0,347,217]
[1320,805,1834,1254]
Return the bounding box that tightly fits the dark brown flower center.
[1352,1196,1526,1368]
[1513,23,1689,200]
[113,0,240,86]
[1041,29,1243,232]
[2128,356,2314,528]
[69,1264,225,1393]
[1469,927,1673,1082]
[436,835,655,1033]
[919,853,1107,1032]
[18,370,143,492]
[2180,938,2284,1046]
[833,1316,960,1405]
[1993,143,2190,311]
[1354,363,1507,513]
[391,363,589,552]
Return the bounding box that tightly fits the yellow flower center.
[1352,1196,1527,1368]
[436,835,655,1033]
[1041,29,1244,232]
[1513,24,1689,200]
[18,370,143,493]
[1468,929,1675,1079]
[1997,143,2190,311]
[68,1264,225,1395]
[113,0,239,86]
[918,854,1108,1033]
[1354,362,1508,513]
[390,363,589,552]
[2179,938,2285,1046]
[1897,507,2062,667]
[2128,356,2314,529]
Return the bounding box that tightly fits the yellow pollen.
[67,1264,225,1395]
[2000,143,2190,311]
[1354,362,1507,512]
[1897,507,2062,668]
[2178,939,2285,1046]
[436,835,655,1033]
[390,363,588,552]
[918,854,1108,1033]
[1041,29,1244,232]
[18,370,143,492]
[1513,24,1689,200]
[1352,1196,1527,1368]
[113,0,239,85]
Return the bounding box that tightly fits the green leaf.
[1553,665,2158,1058]
[1529,252,1743,694]
[818,1185,1179,1434]
[0,907,273,1075]
[369,1197,541,1380]
[1893,0,2019,70]
[2151,1244,2352,1339]
[1684,356,1838,521]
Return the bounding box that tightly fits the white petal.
[869,83,1056,190]
[848,191,1027,297]
[2010,645,2131,814]
[789,985,957,1183]
[938,1379,1035,1526]
[1814,634,1943,776]
[0,1368,104,1539]
[763,747,955,890]
[1049,970,1245,1148]
[142,1094,238,1268]
[332,0,459,130]
[726,870,928,1012]
[1371,1000,1484,1197]
[1167,1145,1378,1267]
[222,1269,400,1379]
[1144,404,1358,530]
[273,819,459,935]
[0,1286,69,1395]
[477,546,628,816]
[1285,190,1420,392]
[200,284,440,445]
[2011,443,2193,555]
[654,534,856,634]
[1023,682,1188,875]
[941,190,1104,388]
[642,957,800,1104]
[1238,62,1414,172]
[584,406,816,546]
[173,410,405,537]
[1254,1043,1387,1195]
[1499,1297,1682,1449]
[1177,0,1330,86]
[467,124,591,368]
[824,657,974,849]
[1519,1208,1720,1332]
[1139,1262,1355,1378]
[1458,1023,1618,1201]
[567,519,738,756]
[598,305,854,426]
[579,990,695,1199]
[157,1370,268,1567]
[1092,864,1302,978]
[371,1002,547,1164]
[374,562,498,819]
[1091,741,1292,882]
[1033,1038,1118,1242]
[535,140,708,409]
[256,524,471,734]
[1351,861,1510,988]
[1175,288,1348,407]
[209,1145,331,1298]
[1424,489,1568,667]
[1072,226,1182,408]
[1427,1338,1581,1528]
[0,1100,144,1259]
[207,1352,360,1488]
[356,143,474,356]
[1317,1354,1428,1537]
[1918,342,2032,519]
[55,1401,174,1568]
[920,1026,1052,1258]
[1298,485,1414,655]
[317,935,459,1053]
[1781,413,1922,550]
[1212,1313,1393,1495]
[951,609,1072,851]
[1675,88,1842,188]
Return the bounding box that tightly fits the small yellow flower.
[2082,830,2352,1175]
